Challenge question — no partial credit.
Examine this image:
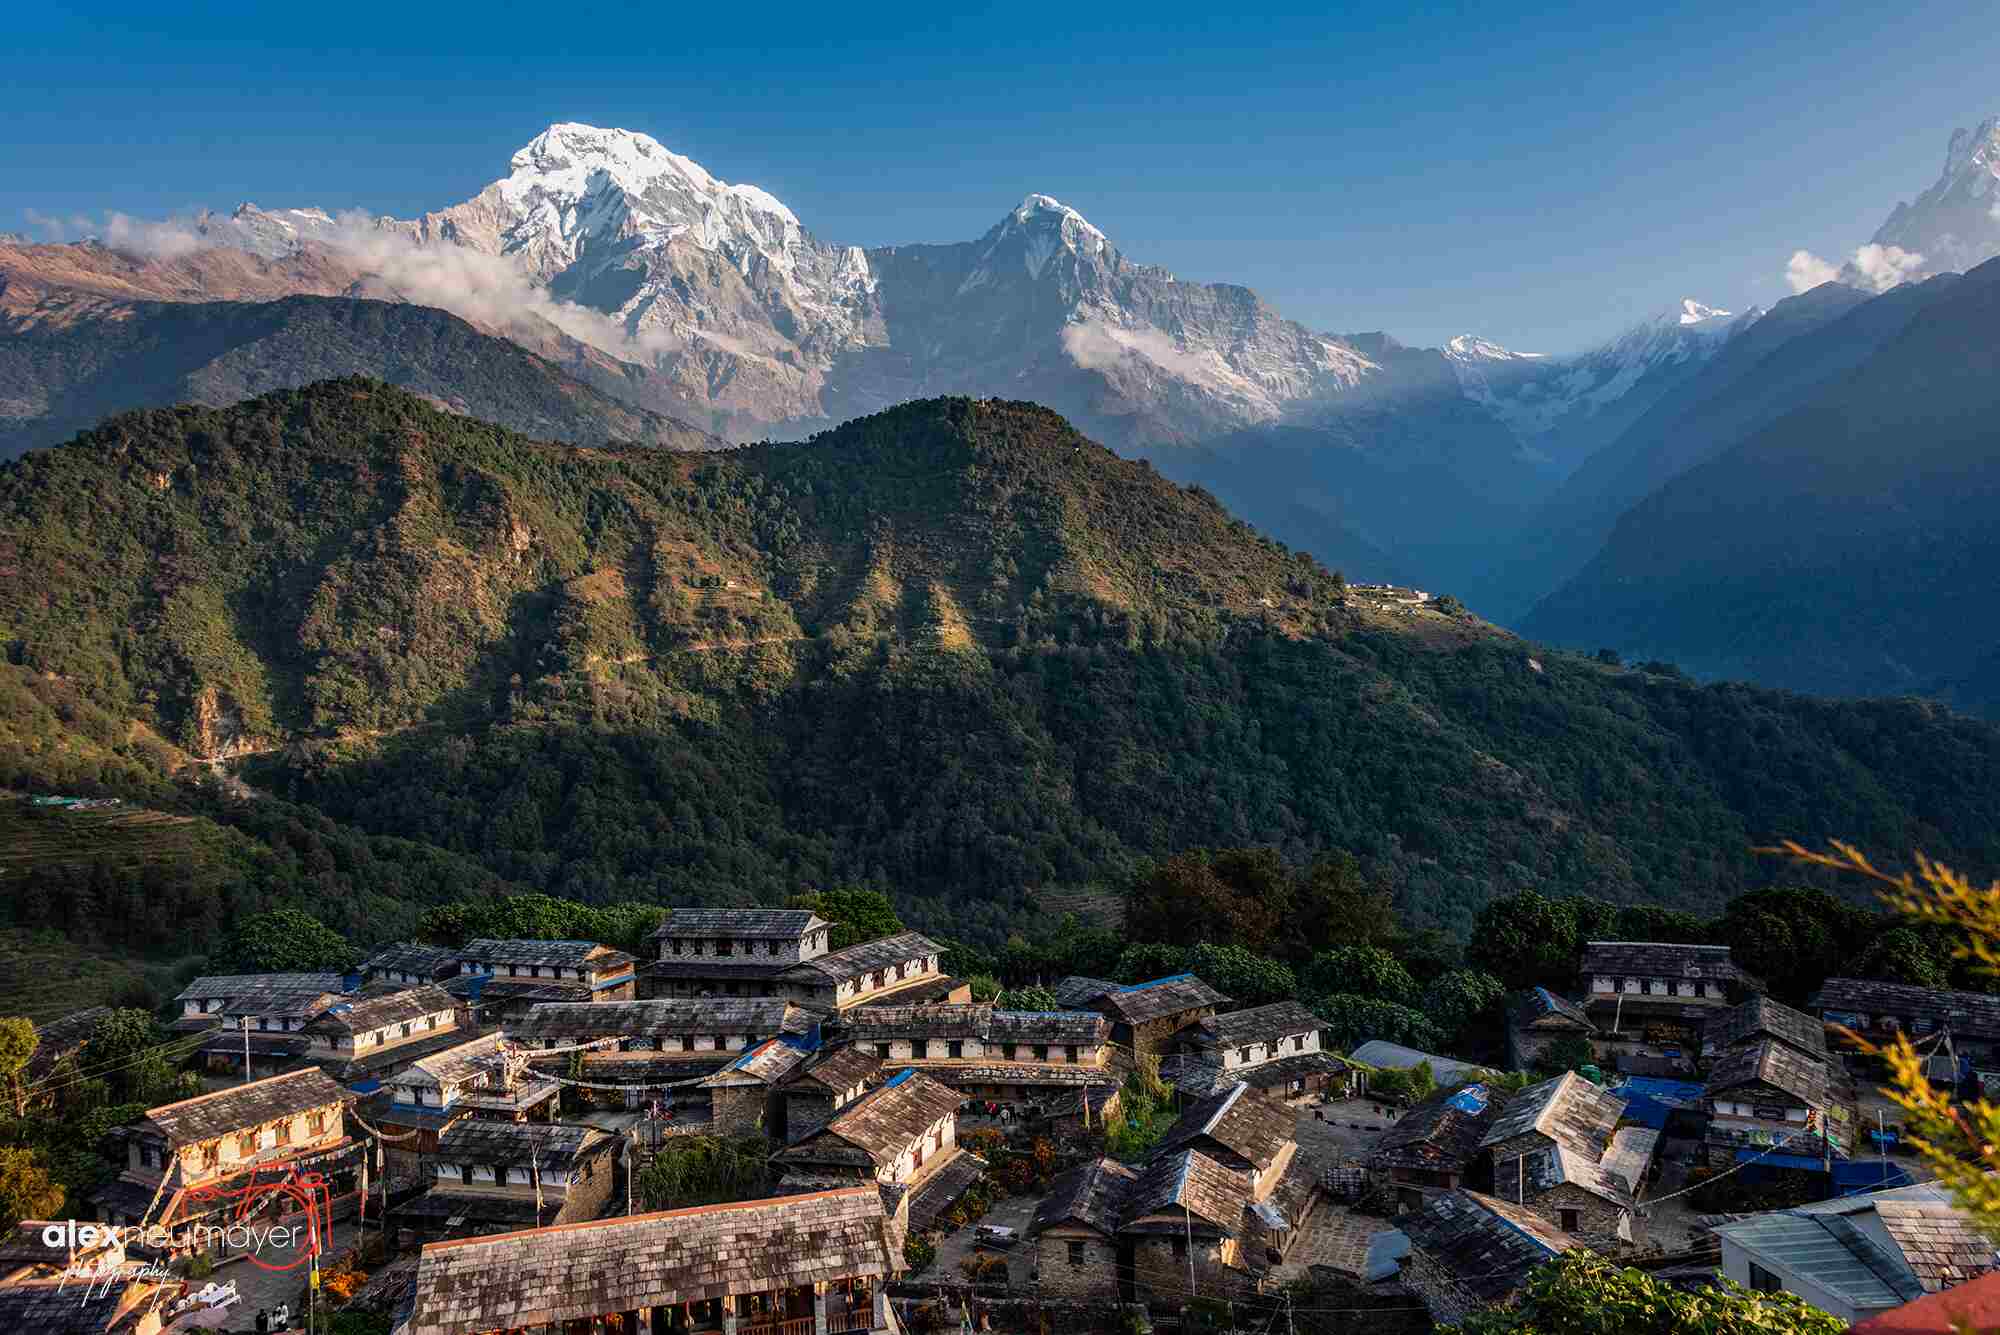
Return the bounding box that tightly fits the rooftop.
[435,1120,608,1172]
[839,1003,1104,1044]
[652,908,828,939]
[1703,1038,1830,1109]
[785,1045,883,1094]
[1514,987,1594,1029]
[399,1032,511,1087]
[1848,1269,2000,1335]
[175,971,348,1002]
[143,1068,346,1147]
[1371,1083,1508,1175]
[509,999,811,1041]
[1714,1183,1993,1314]
[796,1070,961,1162]
[1121,1149,1250,1234]
[1712,995,1828,1059]
[1579,941,1759,988]
[1816,978,2000,1041]
[1092,974,1229,1024]
[1052,976,1120,1007]
[1154,1084,1294,1171]
[1399,1189,1582,1301]
[780,931,943,984]
[1348,1039,1490,1086]
[460,938,637,972]
[1161,1049,1351,1100]
[307,983,458,1035]
[401,1187,899,1335]
[1196,1000,1325,1049]
[359,942,461,978]
[1032,1157,1139,1236]
[705,1036,814,1086]
[1480,1071,1624,1158]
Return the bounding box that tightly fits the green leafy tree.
[1286,851,1399,957]
[0,1146,66,1231]
[1000,984,1060,1011]
[1113,943,1189,983]
[77,1009,177,1105]
[1124,850,1283,953]
[1188,942,1296,1006]
[787,887,904,950]
[220,907,356,972]
[1716,886,1876,1002]
[1857,925,1951,989]
[1535,1034,1599,1075]
[966,974,1002,1002]
[1309,993,1444,1053]
[1301,946,1414,1005]
[1467,890,1581,990]
[1451,1252,1843,1333]
[1612,904,1711,943]
[1422,970,1507,1044]
[0,1018,37,1118]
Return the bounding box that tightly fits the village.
[5,911,1999,1335]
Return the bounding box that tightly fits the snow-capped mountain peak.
[1673,298,1730,325]
[1444,334,1545,363]
[1865,118,2000,278]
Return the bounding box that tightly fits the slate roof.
[1371,1083,1507,1175]
[460,939,637,972]
[785,1045,883,1094]
[1579,941,1758,988]
[510,999,810,1042]
[780,931,943,983]
[399,1033,510,1087]
[791,1071,960,1163]
[1052,976,1120,1007]
[1848,1270,2000,1334]
[1479,1071,1624,1156]
[1514,987,1594,1029]
[1120,1150,1249,1234]
[1513,1126,1661,1210]
[1400,1189,1581,1301]
[652,908,827,939]
[401,1187,898,1335]
[1154,1084,1294,1171]
[1195,1001,1325,1049]
[840,1004,1104,1044]
[391,1190,548,1226]
[1093,974,1230,1025]
[913,1062,1116,1088]
[175,972,348,1002]
[444,976,591,1007]
[1033,1157,1139,1236]
[359,942,461,979]
[143,1068,346,1147]
[850,974,967,1007]
[704,1037,814,1086]
[307,984,458,1035]
[1712,995,1828,1059]
[28,1006,109,1075]
[435,1121,608,1172]
[1712,1183,1989,1313]
[0,1278,158,1334]
[1348,1040,1489,1086]
[1816,978,2000,1042]
[1161,1049,1351,1100]
[639,958,794,983]
[907,1152,987,1233]
[1704,1039,1830,1108]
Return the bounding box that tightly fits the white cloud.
[100,212,207,259]
[1784,249,1840,294]
[1848,243,1925,292]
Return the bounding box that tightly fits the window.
[1559,1208,1579,1232]
[275,1119,292,1145]
[933,1128,944,1149]
[1171,1237,1187,1261]
[948,1040,964,1059]
[876,1044,891,1059]
[1066,1045,1079,1062]
[1748,1263,1783,1294]
[239,1133,258,1158]
[717,940,733,957]
[1033,1045,1049,1061]
[199,1143,218,1170]
[1067,1240,1086,1267]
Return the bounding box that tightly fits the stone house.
[1396,1188,1583,1326]
[1086,974,1230,1064]
[1579,941,1762,1069]
[304,984,460,1064]
[699,1035,820,1137]
[1815,977,2000,1073]
[1153,1086,1299,1204]
[457,938,639,1003]
[1701,1038,1850,1168]
[443,973,593,1024]
[358,942,462,988]
[1031,1158,1140,1300]
[1713,1182,1997,1325]
[1166,1000,1349,1103]
[777,1046,885,1144]
[391,1120,619,1243]
[840,1004,1116,1106]
[641,907,834,999]
[24,1005,109,1082]
[776,932,967,1012]
[1480,1071,1658,1244]
[773,1070,964,1201]
[170,972,350,1033]
[94,1069,357,1238]
[374,1032,561,1175]
[1369,1082,1509,1214]
[398,1185,902,1335]
[1119,1149,1256,1306]
[1506,987,1598,1071]
[1711,994,1829,1063]
[510,998,818,1111]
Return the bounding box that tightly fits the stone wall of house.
[1400,1247,1483,1327]
[556,1145,621,1223]
[708,1085,771,1137]
[1035,1229,1121,1300]
[1129,1235,1247,1308]
[783,1089,837,1144]
[1516,1181,1628,1242]
[1486,1132,1554,1167]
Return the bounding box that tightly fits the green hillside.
[4,380,1999,941]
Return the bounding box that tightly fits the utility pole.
[241,1016,251,1085]
[1184,1203,1196,1303]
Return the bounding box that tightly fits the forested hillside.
[3,382,1998,946]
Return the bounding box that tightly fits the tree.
[1124,850,1283,953]
[220,907,356,973]
[0,1019,37,1118]
[966,974,1002,1002]
[1286,851,1398,958]
[1301,946,1414,1005]
[1422,970,1507,1044]
[1857,925,1951,989]
[1715,887,1876,1002]
[787,887,904,950]
[1535,1035,1598,1075]
[1467,891,1580,991]
[79,1009,175,1105]
[1309,993,1444,1053]
[0,1146,65,1232]
[1611,904,1711,944]
[1113,943,1189,983]
[1453,1252,1844,1333]
[1000,984,1060,1011]
[1187,943,1296,1006]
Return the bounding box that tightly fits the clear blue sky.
[5,0,1992,352]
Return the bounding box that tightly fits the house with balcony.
[509,998,818,1111]
[358,942,462,987]
[374,1032,561,1174]
[1165,1000,1348,1101]
[182,978,356,1079]
[390,1120,619,1243]
[839,1004,1116,1106]
[699,1034,822,1137]
[303,983,462,1075]
[1479,1070,1659,1245]
[93,1069,357,1238]
[1506,987,1599,1071]
[773,1070,970,1228]
[456,939,638,1007]
[1711,995,1829,1063]
[775,932,968,1012]
[641,908,834,999]
[396,1185,902,1335]
[1084,974,1229,1063]
[1815,977,2000,1076]
[1579,942,1762,1073]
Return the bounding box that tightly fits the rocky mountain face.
[1862,118,2000,280]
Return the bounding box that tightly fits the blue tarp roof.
[1119,973,1197,992]
[1833,1160,1914,1193]
[1444,1084,1490,1114]
[1736,1150,1828,1172]
[1608,1077,1705,1129]
[347,1078,382,1095]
